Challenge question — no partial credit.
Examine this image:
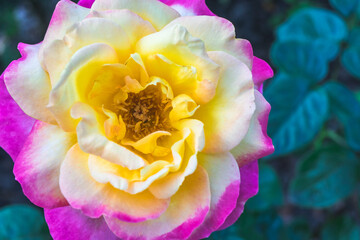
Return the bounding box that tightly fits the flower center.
[116,85,173,140]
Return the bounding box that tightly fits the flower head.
[0,0,274,239]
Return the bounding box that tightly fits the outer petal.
[218,160,259,230]
[188,152,240,239]
[45,206,119,240]
[59,144,170,223]
[88,9,156,48]
[4,43,55,123]
[39,0,90,67]
[0,74,35,160]
[48,43,119,131]
[78,0,95,8]
[92,0,180,30]
[160,0,215,16]
[231,90,274,168]
[164,16,253,69]
[104,166,210,240]
[195,51,255,153]
[13,121,76,209]
[252,57,274,92]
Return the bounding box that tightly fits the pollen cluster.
[115,85,173,140]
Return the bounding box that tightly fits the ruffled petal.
[104,166,210,240]
[14,121,76,209]
[137,24,220,104]
[195,51,255,153]
[71,102,146,170]
[252,57,274,92]
[4,43,55,123]
[0,74,35,160]
[92,0,180,30]
[164,16,253,69]
[48,43,119,131]
[39,0,90,67]
[189,152,240,239]
[88,9,156,47]
[160,0,215,16]
[45,206,119,240]
[149,119,204,199]
[64,17,131,62]
[218,160,259,230]
[89,155,169,194]
[59,144,170,223]
[231,91,274,167]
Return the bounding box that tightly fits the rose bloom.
[0,0,274,239]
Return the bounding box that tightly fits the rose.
[0,0,274,239]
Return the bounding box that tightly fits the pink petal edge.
[45,206,119,240]
[160,0,215,16]
[252,56,274,93]
[77,0,95,8]
[218,160,259,230]
[0,72,35,160]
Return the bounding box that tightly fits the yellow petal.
[169,94,199,122]
[103,108,126,141]
[121,131,171,155]
[137,24,220,104]
[48,43,119,131]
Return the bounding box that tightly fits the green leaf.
[276,8,347,60]
[0,205,51,240]
[285,219,311,240]
[330,0,359,16]
[247,164,283,211]
[270,87,329,157]
[289,146,359,208]
[348,28,360,47]
[271,41,329,82]
[341,46,360,79]
[324,82,360,151]
[277,8,347,42]
[321,216,360,240]
[265,73,311,137]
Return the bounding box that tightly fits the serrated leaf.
[324,82,360,151]
[341,46,360,79]
[271,41,329,82]
[247,164,283,211]
[0,205,51,240]
[270,87,329,157]
[289,146,359,208]
[330,0,359,16]
[321,216,360,240]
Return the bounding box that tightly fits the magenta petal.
[252,57,274,93]
[218,160,259,230]
[160,0,215,16]
[0,73,35,160]
[45,206,119,240]
[78,0,95,8]
[14,121,76,209]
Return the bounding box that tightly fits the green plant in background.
[210,0,360,239]
[0,205,51,240]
